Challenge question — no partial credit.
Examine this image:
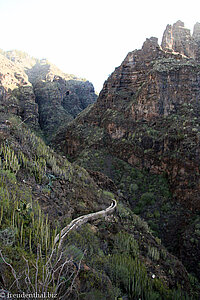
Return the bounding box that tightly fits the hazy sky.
[0,0,200,92]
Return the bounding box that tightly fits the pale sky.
[0,0,200,92]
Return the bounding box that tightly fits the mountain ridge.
[0,49,97,139]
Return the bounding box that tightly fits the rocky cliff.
[161,20,200,60]
[0,52,39,129]
[0,50,97,140]
[24,57,97,140]
[56,28,200,211]
[53,21,200,281]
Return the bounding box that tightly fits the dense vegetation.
[0,114,199,299]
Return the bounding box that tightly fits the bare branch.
[60,250,86,299]
[0,250,21,291]
[35,244,40,293]
[22,256,35,293]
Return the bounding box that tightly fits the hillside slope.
[0,113,196,298]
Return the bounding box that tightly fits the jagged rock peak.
[161,20,195,58]
[142,37,159,49]
[193,22,200,42]
[174,20,185,27]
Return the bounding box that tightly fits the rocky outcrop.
[0,53,39,129]
[0,50,97,139]
[24,59,97,140]
[4,49,38,70]
[32,79,74,138]
[161,20,200,61]
[13,86,39,128]
[193,22,200,42]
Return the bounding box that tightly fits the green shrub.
[148,220,159,234]
[140,192,155,205]
[113,232,139,257]
[117,203,133,220]
[103,190,115,199]
[148,246,160,261]
[129,183,138,193]
[154,210,160,218]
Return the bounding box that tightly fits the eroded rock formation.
[0,53,39,128]
[161,20,200,60]
[0,50,97,138]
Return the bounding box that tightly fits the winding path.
[54,200,117,249]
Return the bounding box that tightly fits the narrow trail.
[54,200,117,249]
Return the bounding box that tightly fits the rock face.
[29,65,97,139]
[161,20,200,60]
[56,22,200,209]
[25,58,97,140]
[0,53,39,128]
[0,50,97,138]
[57,33,200,211]
[193,22,200,42]
[53,21,200,281]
